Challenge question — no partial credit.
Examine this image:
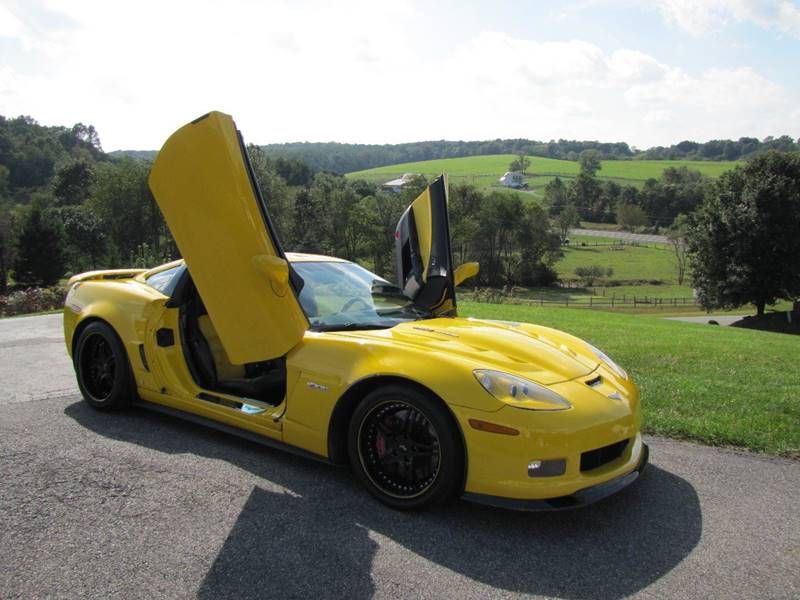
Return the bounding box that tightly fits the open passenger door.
[149,111,308,364]
[395,175,459,316]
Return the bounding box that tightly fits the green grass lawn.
[558,236,678,283]
[459,302,800,456]
[347,154,739,191]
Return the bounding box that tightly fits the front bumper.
[462,443,649,511]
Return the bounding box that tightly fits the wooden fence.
[521,296,699,309]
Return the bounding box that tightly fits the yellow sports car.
[63,112,647,510]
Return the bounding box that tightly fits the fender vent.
[580,439,629,472]
[585,375,602,387]
[138,344,149,372]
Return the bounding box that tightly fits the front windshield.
[292,261,429,331]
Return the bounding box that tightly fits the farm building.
[499,171,526,188]
[382,173,419,193]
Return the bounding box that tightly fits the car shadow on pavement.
[66,401,702,600]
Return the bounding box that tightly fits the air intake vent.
[585,375,602,387]
[580,439,629,472]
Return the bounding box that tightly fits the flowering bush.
[0,286,67,318]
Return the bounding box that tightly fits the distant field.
[461,234,789,314]
[347,154,739,193]
[558,236,678,283]
[460,302,799,456]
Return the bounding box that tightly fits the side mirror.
[252,254,290,296]
[454,262,479,287]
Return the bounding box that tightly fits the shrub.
[129,242,169,269]
[574,265,614,286]
[0,286,66,317]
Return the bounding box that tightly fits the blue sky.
[1,0,798,151]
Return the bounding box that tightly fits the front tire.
[74,321,136,411]
[348,385,463,510]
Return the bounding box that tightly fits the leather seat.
[184,294,285,403]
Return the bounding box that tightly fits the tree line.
[0,114,561,290]
[112,135,800,175]
[543,150,710,230]
[3,114,798,317]
[638,136,799,161]
[251,147,562,288]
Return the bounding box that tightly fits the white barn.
[499,171,526,188]
[382,173,419,193]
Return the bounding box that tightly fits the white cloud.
[435,31,795,146]
[656,0,800,37]
[0,3,796,150]
[0,3,25,39]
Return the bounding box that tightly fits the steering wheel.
[341,297,371,312]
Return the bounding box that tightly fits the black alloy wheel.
[74,321,135,410]
[348,385,463,510]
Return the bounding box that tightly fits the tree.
[333,186,370,261]
[616,203,647,230]
[247,144,293,244]
[578,150,602,177]
[509,153,530,174]
[0,165,9,199]
[543,177,568,216]
[291,187,324,253]
[568,171,600,220]
[53,159,95,205]
[556,203,580,241]
[88,159,165,262]
[13,202,66,285]
[667,214,689,285]
[575,265,613,286]
[0,208,16,292]
[397,174,429,201]
[61,205,106,270]
[596,181,622,223]
[687,151,800,316]
[474,192,524,285]
[70,123,103,152]
[516,202,561,286]
[360,192,404,279]
[448,183,483,265]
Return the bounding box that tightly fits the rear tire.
[348,385,463,510]
[74,321,136,411]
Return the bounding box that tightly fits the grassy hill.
[460,302,799,456]
[347,154,739,193]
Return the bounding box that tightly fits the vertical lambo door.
[149,112,308,426]
[148,111,308,367]
[395,175,458,316]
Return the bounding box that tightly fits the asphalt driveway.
[1,314,798,599]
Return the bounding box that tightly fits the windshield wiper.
[311,323,391,332]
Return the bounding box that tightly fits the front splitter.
[461,443,649,512]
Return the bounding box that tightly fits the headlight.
[586,342,628,380]
[473,369,571,411]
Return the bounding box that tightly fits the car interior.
[170,271,288,405]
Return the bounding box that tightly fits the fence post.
[634,296,637,308]
[589,296,592,308]
[540,296,543,306]
[611,295,615,308]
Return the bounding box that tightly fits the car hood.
[331,317,599,385]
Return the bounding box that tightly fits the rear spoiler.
[67,269,148,286]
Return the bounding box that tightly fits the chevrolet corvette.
[63,111,647,510]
